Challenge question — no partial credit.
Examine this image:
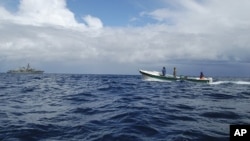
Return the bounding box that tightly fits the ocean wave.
[0,74,248,141]
[200,111,240,119]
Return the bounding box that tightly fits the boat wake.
[211,81,250,85]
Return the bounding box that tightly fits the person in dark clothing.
[173,67,176,77]
[162,67,166,76]
[200,72,204,79]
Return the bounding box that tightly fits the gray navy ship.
[7,64,44,74]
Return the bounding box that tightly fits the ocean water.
[0,73,250,141]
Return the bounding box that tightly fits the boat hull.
[7,71,44,74]
[139,70,212,83]
[139,70,178,81]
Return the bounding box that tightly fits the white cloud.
[83,15,103,29]
[142,0,250,62]
[0,0,103,30]
[0,0,249,75]
[0,6,14,20]
[17,0,79,27]
[148,0,250,33]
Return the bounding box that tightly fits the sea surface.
[0,73,250,141]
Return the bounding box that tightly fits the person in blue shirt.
[162,67,166,76]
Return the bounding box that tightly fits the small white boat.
[139,70,213,83]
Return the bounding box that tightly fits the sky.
[0,0,250,76]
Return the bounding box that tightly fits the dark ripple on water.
[0,74,250,141]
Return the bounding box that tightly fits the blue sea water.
[0,73,250,141]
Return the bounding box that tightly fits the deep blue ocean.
[0,73,250,141]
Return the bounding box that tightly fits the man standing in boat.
[200,72,205,79]
[173,67,177,78]
[162,67,166,76]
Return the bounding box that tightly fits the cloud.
[0,0,249,75]
[83,15,103,29]
[142,0,250,62]
[0,0,103,29]
[17,0,77,26]
[147,0,250,33]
